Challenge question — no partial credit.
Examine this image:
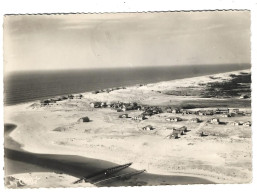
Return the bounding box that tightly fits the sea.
[4,64,251,105]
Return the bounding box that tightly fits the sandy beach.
[4,69,252,188]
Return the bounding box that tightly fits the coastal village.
[39,88,251,140]
[3,9,252,189]
[5,70,252,187]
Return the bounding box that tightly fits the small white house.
[90,102,101,108]
[190,118,200,123]
[229,108,239,113]
[166,117,182,122]
[172,109,180,114]
[142,125,154,131]
[210,118,220,124]
[243,121,251,126]
[231,121,240,126]
[133,115,146,121]
[101,102,107,107]
[78,117,90,123]
[119,114,128,118]
[240,94,250,99]
[220,113,231,118]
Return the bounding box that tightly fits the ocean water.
[4,64,250,105]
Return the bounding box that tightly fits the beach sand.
[4,69,252,188]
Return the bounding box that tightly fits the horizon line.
[5,63,251,74]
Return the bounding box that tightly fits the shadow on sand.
[4,123,214,187]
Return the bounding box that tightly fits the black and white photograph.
[2,7,253,189]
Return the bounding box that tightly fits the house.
[198,110,214,116]
[90,102,101,108]
[106,102,112,108]
[166,127,186,139]
[68,94,74,99]
[166,117,182,122]
[229,108,239,113]
[133,114,146,121]
[210,118,220,124]
[76,94,83,99]
[172,127,186,136]
[200,131,208,137]
[171,132,179,139]
[92,90,99,94]
[52,97,62,101]
[126,105,135,110]
[78,117,90,122]
[131,102,138,107]
[61,96,68,100]
[41,99,51,105]
[101,102,107,107]
[143,110,153,116]
[243,121,251,126]
[231,121,241,126]
[142,125,154,131]
[220,113,231,117]
[205,110,214,115]
[244,112,251,116]
[198,111,204,116]
[237,111,245,116]
[240,94,250,99]
[152,108,162,114]
[216,108,229,114]
[119,114,128,118]
[190,118,200,123]
[136,106,142,110]
[182,110,191,115]
[178,126,187,132]
[172,109,180,114]
[48,99,57,103]
[105,88,112,93]
[166,108,172,113]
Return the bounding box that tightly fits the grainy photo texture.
[3,11,251,188]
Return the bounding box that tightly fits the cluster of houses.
[165,117,201,123]
[141,124,190,139]
[141,124,188,138]
[131,106,163,121]
[166,107,251,117]
[209,118,251,126]
[89,101,164,121]
[89,100,251,127]
[41,94,83,105]
[165,126,188,139]
[230,121,251,126]
[90,101,142,112]
[91,87,126,94]
[142,106,162,116]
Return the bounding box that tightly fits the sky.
[3,11,251,72]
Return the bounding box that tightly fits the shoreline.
[4,124,215,187]
[4,68,250,107]
[4,69,252,187]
